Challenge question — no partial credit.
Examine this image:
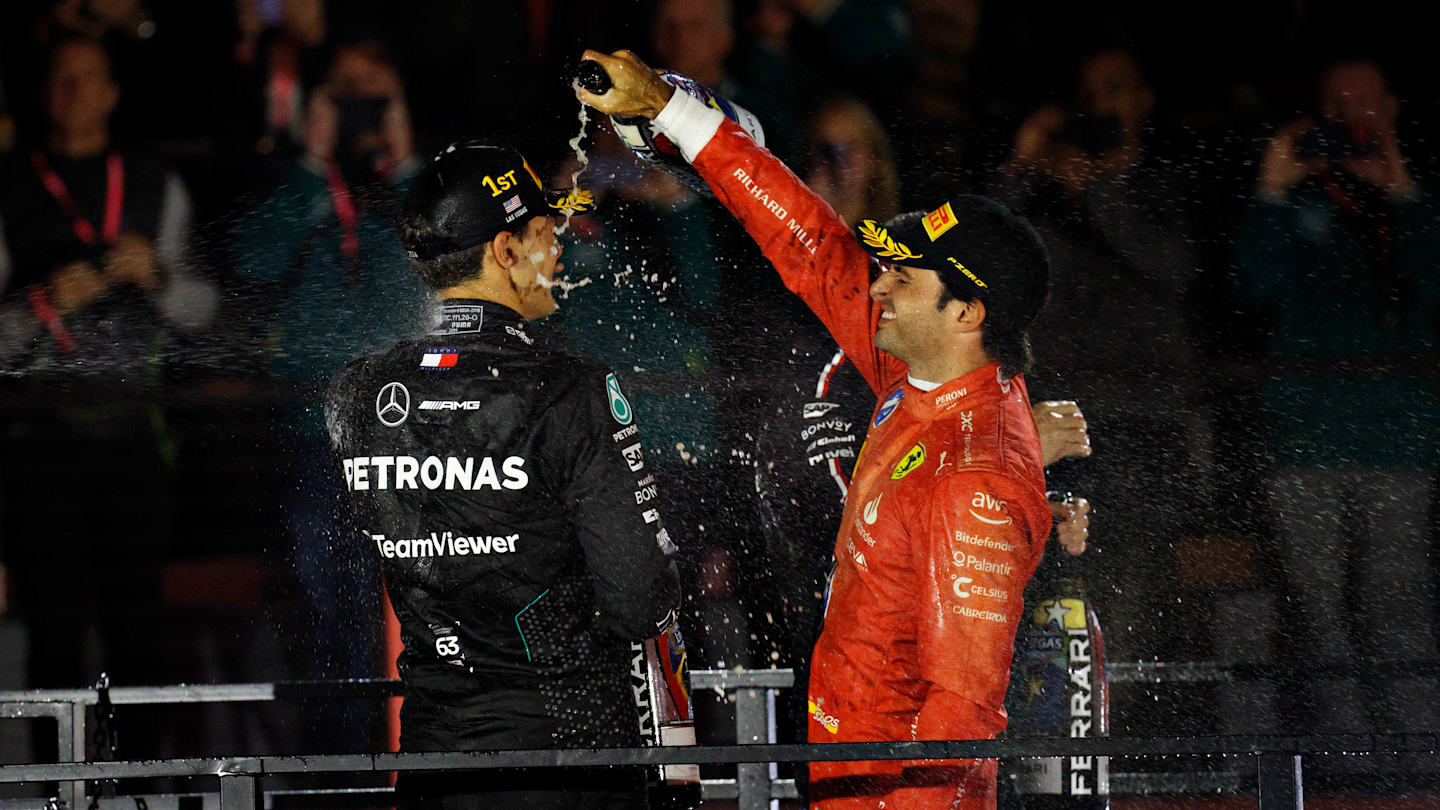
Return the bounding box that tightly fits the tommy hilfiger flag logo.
[503,194,523,214]
[421,348,459,369]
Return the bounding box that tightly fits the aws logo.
[969,491,1012,525]
[890,443,926,480]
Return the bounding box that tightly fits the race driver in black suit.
[325,140,681,810]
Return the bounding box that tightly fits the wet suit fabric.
[326,301,679,806]
[657,95,1052,809]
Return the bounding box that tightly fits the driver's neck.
[438,268,534,320]
[902,345,991,388]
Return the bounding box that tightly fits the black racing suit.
[325,300,680,786]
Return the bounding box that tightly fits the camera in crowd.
[335,95,389,137]
[332,93,392,179]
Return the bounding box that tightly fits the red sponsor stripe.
[439,354,458,367]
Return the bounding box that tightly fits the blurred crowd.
[0,0,1437,764]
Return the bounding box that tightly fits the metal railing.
[8,732,1435,810]
[5,671,1437,809]
[1,671,796,810]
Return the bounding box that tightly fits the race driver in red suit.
[579,49,1054,810]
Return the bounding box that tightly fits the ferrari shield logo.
[890,443,927,480]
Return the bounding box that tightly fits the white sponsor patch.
[863,493,883,525]
[730,167,790,221]
[434,305,484,335]
[621,443,645,472]
[800,418,852,441]
[935,388,968,407]
[969,491,1012,525]
[376,382,410,427]
[954,530,1016,553]
[343,455,528,491]
[419,400,481,411]
[803,401,840,419]
[370,531,519,559]
[951,604,1007,623]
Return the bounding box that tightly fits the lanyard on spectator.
[266,40,301,133]
[30,151,125,246]
[325,162,361,257]
[26,284,76,353]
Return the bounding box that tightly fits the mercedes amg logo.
[376,382,410,427]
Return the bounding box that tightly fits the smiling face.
[869,263,964,367]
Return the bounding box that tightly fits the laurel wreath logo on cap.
[859,220,923,261]
[549,188,595,212]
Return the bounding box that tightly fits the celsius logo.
[863,493,883,525]
[952,576,974,599]
[376,382,410,427]
[873,388,903,427]
[606,373,633,425]
[969,491,1011,525]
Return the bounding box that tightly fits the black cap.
[398,140,593,261]
[857,195,1050,329]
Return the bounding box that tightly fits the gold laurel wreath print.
[549,188,595,212]
[859,220,923,261]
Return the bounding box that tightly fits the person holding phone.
[1232,59,1440,744]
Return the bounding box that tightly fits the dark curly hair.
[394,211,492,291]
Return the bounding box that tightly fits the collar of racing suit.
[898,360,1013,421]
[430,298,531,341]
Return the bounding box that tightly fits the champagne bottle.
[630,627,701,810]
[1010,573,1110,809]
[575,59,766,198]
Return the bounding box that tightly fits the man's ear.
[952,297,986,334]
[490,230,518,270]
[497,229,540,289]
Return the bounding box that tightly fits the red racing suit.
[671,106,1052,809]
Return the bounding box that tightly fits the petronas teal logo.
[606,373,633,425]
